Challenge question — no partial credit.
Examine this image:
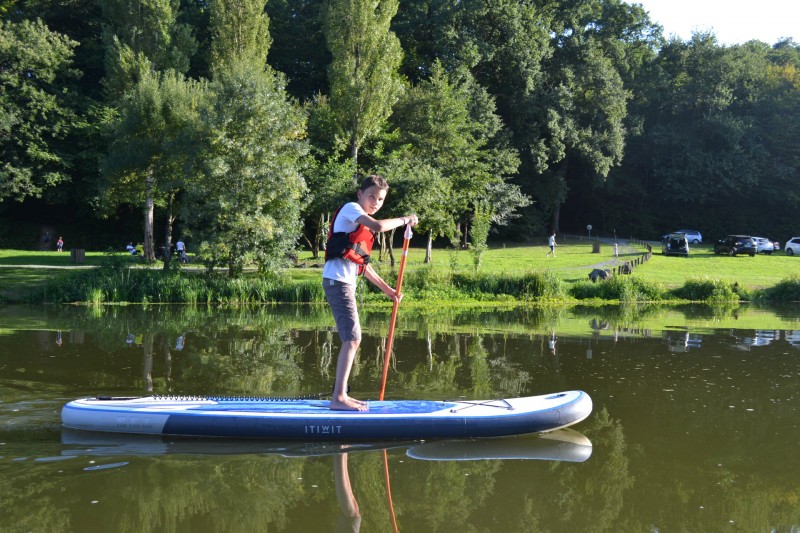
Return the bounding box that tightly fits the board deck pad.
[61,390,592,440]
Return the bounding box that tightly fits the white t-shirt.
[322,202,368,285]
[176,240,185,251]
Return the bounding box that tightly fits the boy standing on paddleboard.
[323,175,418,411]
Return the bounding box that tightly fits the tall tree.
[393,0,658,235]
[393,0,551,236]
[187,0,309,277]
[101,69,210,268]
[191,63,308,277]
[99,0,198,260]
[388,61,524,260]
[322,0,404,179]
[208,0,271,75]
[519,0,659,232]
[0,19,83,202]
[101,0,196,98]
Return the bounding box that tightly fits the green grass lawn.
[295,236,630,281]
[2,239,799,302]
[0,249,117,267]
[636,246,798,289]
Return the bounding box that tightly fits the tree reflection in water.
[3,303,800,531]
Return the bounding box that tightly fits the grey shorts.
[323,278,361,342]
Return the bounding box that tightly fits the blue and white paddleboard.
[61,390,592,440]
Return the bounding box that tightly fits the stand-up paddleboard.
[60,428,592,463]
[61,390,592,440]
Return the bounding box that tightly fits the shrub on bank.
[570,276,666,303]
[39,261,573,304]
[39,260,325,304]
[32,260,787,305]
[758,274,800,303]
[451,270,566,301]
[670,277,743,302]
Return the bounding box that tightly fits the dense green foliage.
[759,274,800,303]
[671,276,744,302]
[0,18,84,201]
[1,1,799,271]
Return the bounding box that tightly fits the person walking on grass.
[56,236,63,252]
[546,232,557,257]
[323,174,418,411]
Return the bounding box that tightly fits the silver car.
[753,237,777,254]
[663,229,702,244]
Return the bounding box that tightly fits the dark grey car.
[714,235,756,257]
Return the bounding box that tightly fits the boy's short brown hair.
[359,174,388,192]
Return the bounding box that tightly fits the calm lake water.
[2,303,799,532]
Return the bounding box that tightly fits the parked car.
[662,233,689,257]
[753,237,779,254]
[785,237,800,256]
[662,229,702,244]
[714,235,756,256]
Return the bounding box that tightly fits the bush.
[451,270,566,301]
[38,259,324,304]
[570,276,666,303]
[672,277,741,302]
[759,274,800,302]
[519,270,566,300]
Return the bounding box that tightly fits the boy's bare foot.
[330,396,369,411]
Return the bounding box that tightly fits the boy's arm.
[363,264,401,303]
[356,214,418,233]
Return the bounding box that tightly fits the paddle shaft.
[378,225,411,400]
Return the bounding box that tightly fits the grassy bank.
[2,239,800,304]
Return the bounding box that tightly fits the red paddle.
[378,223,412,400]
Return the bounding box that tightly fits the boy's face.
[356,185,387,215]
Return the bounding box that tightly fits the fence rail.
[615,238,652,275]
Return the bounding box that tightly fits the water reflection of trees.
[1,411,628,532]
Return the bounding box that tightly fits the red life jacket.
[325,206,375,275]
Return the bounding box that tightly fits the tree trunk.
[144,169,156,261]
[378,232,386,262]
[162,192,175,271]
[350,132,359,183]
[313,212,326,259]
[425,231,433,263]
[426,331,433,370]
[162,335,173,393]
[388,228,396,267]
[552,204,561,234]
[143,332,154,393]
